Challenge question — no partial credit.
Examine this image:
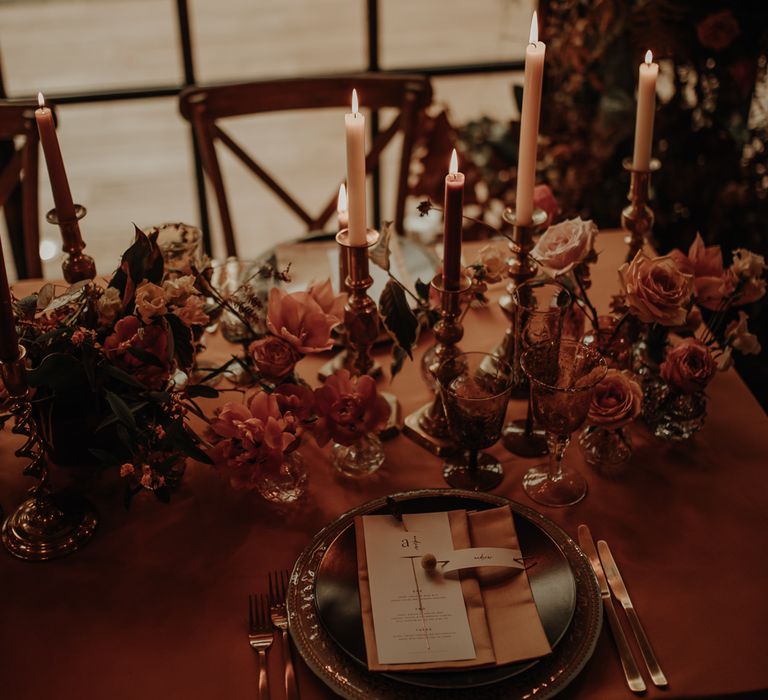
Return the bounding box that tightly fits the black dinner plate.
[314,493,577,689]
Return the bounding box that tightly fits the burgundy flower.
[248,336,300,379]
[103,315,170,389]
[313,370,390,446]
[660,339,716,394]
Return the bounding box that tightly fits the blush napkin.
[354,504,552,672]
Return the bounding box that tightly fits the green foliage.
[379,279,418,361]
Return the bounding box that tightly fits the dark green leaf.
[96,401,148,432]
[26,353,87,392]
[15,295,38,320]
[165,419,213,465]
[166,313,194,369]
[390,345,408,379]
[368,221,392,272]
[415,278,431,302]
[127,346,166,368]
[186,384,219,399]
[99,362,147,390]
[105,390,137,431]
[378,279,418,360]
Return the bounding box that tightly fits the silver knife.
[598,540,668,687]
[577,525,646,693]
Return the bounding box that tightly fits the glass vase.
[581,315,632,370]
[652,391,707,441]
[579,425,633,468]
[256,451,308,504]
[332,432,385,477]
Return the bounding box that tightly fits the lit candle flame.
[37,92,45,108]
[337,182,348,213]
[449,148,458,176]
[352,88,359,114]
[645,49,653,65]
[529,11,538,44]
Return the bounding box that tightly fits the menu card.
[360,512,477,664]
[355,505,552,672]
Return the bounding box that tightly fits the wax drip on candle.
[449,148,458,181]
[529,10,538,45]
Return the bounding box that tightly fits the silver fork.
[269,570,299,700]
[248,593,273,700]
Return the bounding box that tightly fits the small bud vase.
[332,432,385,477]
[579,425,633,469]
[256,451,308,504]
[652,390,707,441]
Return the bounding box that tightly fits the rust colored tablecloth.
[1,232,767,699]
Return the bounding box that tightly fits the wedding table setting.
[2,12,768,700]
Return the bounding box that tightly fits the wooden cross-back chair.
[179,74,433,257]
[0,100,44,279]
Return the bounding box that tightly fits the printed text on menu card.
[362,511,476,664]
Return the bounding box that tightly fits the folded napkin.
[355,505,551,672]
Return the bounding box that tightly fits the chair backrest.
[179,74,433,257]
[0,100,43,279]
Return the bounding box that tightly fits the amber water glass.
[438,352,514,491]
[520,339,607,507]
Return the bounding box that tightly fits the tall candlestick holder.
[494,207,548,380]
[46,204,96,283]
[1,346,98,560]
[403,273,470,456]
[621,157,661,263]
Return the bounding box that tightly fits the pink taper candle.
[442,148,465,291]
[515,13,546,226]
[344,89,367,246]
[35,92,77,225]
[0,233,20,362]
[632,50,659,171]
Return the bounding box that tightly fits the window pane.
[191,0,366,83]
[0,0,181,96]
[380,0,535,69]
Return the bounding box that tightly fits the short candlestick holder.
[494,207,548,385]
[46,204,96,283]
[335,228,400,438]
[621,157,661,263]
[1,346,98,561]
[403,273,470,456]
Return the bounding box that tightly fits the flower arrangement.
[206,368,390,494]
[13,226,215,503]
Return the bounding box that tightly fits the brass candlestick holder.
[403,273,470,456]
[46,204,96,283]
[1,346,98,561]
[495,207,548,377]
[621,157,661,263]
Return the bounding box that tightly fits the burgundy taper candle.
[0,232,20,362]
[442,148,465,290]
[35,93,78,227]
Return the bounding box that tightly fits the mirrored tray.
[287,489,602,700]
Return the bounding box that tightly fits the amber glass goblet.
[438,352,514,491]
[520,340,607,507]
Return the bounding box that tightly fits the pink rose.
[531,217,597,276]
[660,339,716,394]
[248,336,300,379]
[266,287,341,354]
[670,233,735,311]
[135,282,167,323]
[103,316,170,389]
[175,295,209,327]
[307,279,346,322]
[696,9,739,52]
[533,184,559,228]
[587,369,642,428]
[206,392,297,490]
[619,251,694,326]
[313,370,390,446]
[476,244,507,283]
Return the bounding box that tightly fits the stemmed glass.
[520,339,607,507]
[438,352,514,491]
[504,280,571,456]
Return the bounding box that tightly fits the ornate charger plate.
[287,489,602,699]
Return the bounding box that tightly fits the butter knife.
[577,525,646,693]
[598,540,668,687]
